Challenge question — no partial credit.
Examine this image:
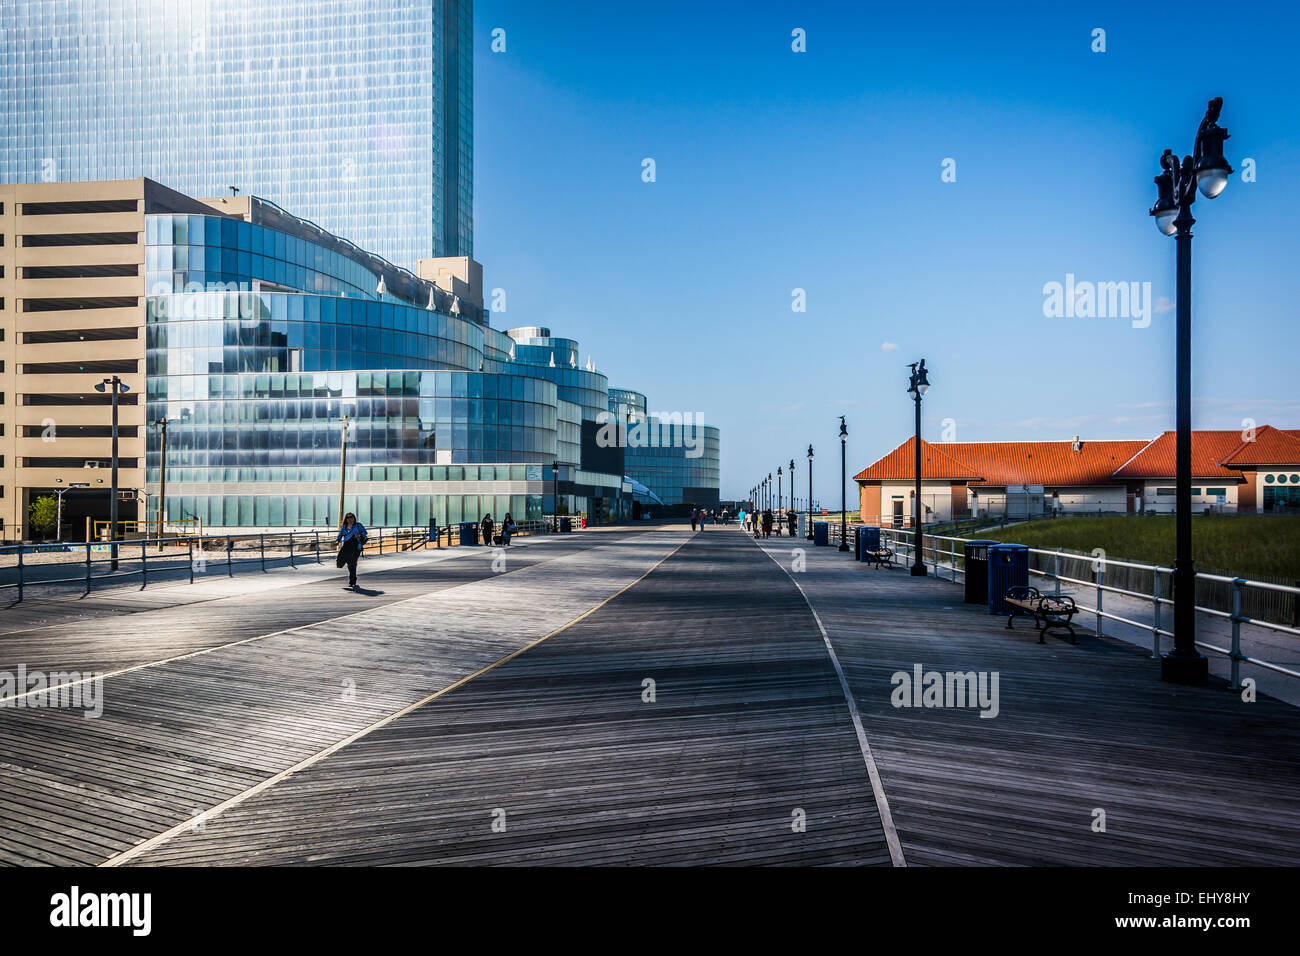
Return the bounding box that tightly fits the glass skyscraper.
[0,0,472,268]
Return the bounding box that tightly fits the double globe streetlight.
[907,360,930,576]
[1148,97,1232,686]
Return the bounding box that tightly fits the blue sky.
[472,0,1300,504]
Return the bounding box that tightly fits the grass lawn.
[979,515,1300,582]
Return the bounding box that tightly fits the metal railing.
[0,519,571,602]
[868,525,1300,688]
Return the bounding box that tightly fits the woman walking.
[335,512,367,588]
[481,513,495,546]
[501,512,516,547]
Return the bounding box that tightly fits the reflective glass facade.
[0,0,472,268]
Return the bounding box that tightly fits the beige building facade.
[0,178,217,541]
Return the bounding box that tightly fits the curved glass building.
[138,189,719,529]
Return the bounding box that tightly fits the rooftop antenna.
[229,186,240,197]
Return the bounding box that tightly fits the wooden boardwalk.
[755,531,1300,865]
[2,524,1298,866]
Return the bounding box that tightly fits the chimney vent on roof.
[1071,435,1083,452]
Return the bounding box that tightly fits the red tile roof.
[855,427,1300,486]
[852,437,981,481]
[854,438,1149,486]
[1219,426,1300,467]
[1111,430,1253,480]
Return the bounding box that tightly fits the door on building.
[892,498,904,528]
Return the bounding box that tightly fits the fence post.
[227,538,233,577]
[1230,578,1245,690]
[260,533,266,572]
[16,547,23,603]
[379,527,384,556]
[189,539,195,585]
[141,539,147,589]
[289,532,295,568]
[1095,561,1104,638]
[1151,570,1162,658]
[1054,549,1062,597]
[315,531,321,563]
[85,541,92,594]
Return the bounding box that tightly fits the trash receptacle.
[962,539,999,604]
[857,526,881,561]
[813,522,829,546]
[429,521,439,545]
[987,544,1029,614]
[458,522,478,546]
[559,516,571,533]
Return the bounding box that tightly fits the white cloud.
[880,341,899,351]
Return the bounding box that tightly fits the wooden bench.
[862,547,893,569]
[1004,585,1078,644]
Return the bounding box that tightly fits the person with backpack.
[501,512,516,547]
[335,512,367,588]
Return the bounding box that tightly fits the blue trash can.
[987,544,1029,614]
[858,526,880,560]
[813,522,829,546]
[429,520,439,545]
[458,522,478,546]
[559,516,572,533]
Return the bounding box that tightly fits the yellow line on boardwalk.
[2,534,625,705]
[99,531,692,867]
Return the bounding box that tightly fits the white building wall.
[1136,480,1239,514]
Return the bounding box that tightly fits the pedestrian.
[787,508,798,537]
[762,508,773,539]
[335,512,367,588]
[501,511,515,546]
[691,510,698,532]
[481,512,494,546]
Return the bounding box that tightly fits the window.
[21,199,138,215]
[1207,488,1227,497]
[1155,488,1176,496]
[22,360,138,375]
[22,263,138,279]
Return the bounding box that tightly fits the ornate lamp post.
[1148,97,1232,685]
[806,445,814,540]
[93,375,129,569]
[777,466,783,516]
[838,417,849,552]
[788,458,796,534]
[907,360,930,576]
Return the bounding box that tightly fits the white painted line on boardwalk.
[748,529,907,867]
[99,531,693,867]
[1,532,653,706]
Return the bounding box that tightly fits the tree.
[28,495,59,540]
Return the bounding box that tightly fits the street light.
[337,415,351,527]
[152,417,169,548]
[1147,97,1231,686]
[806,445,814,540]
[552,460,560,531]
[93,375,129,569]
[838,417,849,552]
[907,360,930,575]
[788,458,796,535]
[777,466,783,517]
[136,488,155,540]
